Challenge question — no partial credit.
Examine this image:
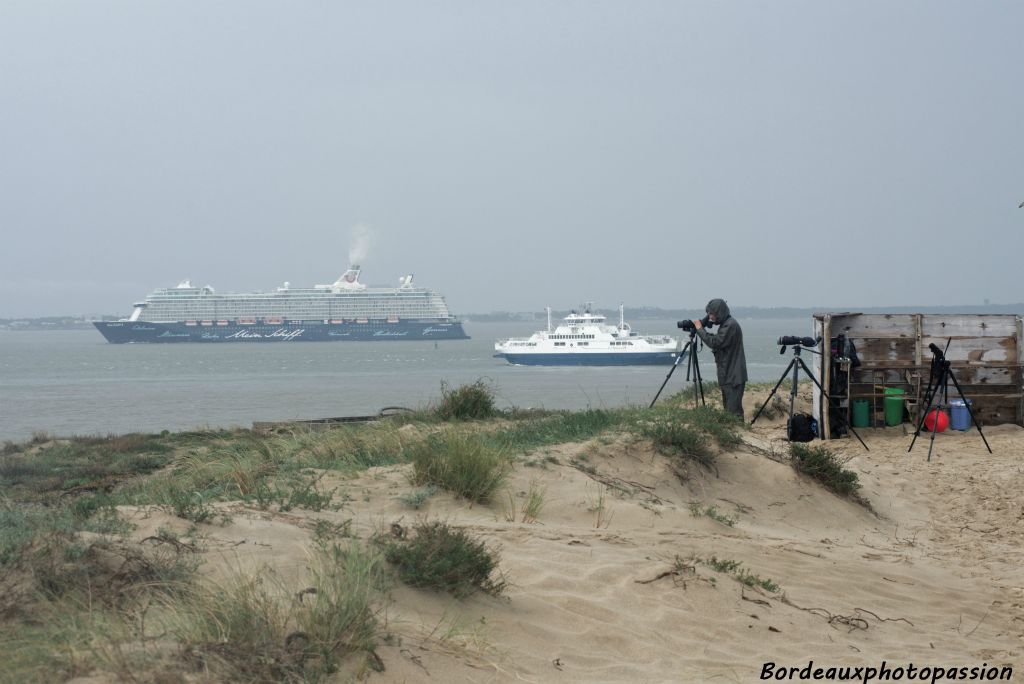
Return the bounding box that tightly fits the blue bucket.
[949,399,973,431]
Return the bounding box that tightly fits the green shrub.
[0,438,171,501]
[789,443,861,498]
[642,418,716,471]
[311,519,353,546]
[436,380,498,420]
[382,521,506,598]
[397,485,438,510]
[1,502,197,620]
[675,405,744,449]
[250,472,338,513]
[0,504,67,569]
[165,489,216,524]
[410,431,510,504]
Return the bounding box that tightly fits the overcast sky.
[1,1,1022,317]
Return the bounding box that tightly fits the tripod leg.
[908,376,941,453]
[694,350,706,407]
[797,358,869,451]
[911,369,938,439]
[650,341,690,408]
[925,376,946,462]
[945,369,993,454]
[750,358,797,426]
[687,344,705,408]
[788,357,800,423]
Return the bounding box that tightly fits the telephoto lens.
[778,336,819,347]
[677,316,713,332]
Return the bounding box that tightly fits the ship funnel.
[332,265,366,290]
[399,274,415,288]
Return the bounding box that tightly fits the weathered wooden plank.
[850,337,918,365]
[921,336,1015,363]
[852,368,919,384]
[973,401,1019,425]
[929,386,1022,397]
[829,314,917,338]
[816,316,831,439]
[921,315,1019,338]
[853,365,1021,382]
[938,366,1017,385]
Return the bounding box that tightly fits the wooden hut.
[810,313,1023,439]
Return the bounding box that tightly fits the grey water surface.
[0,318,815,441]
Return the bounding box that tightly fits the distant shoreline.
[463,303,1024,322]
[3,304,1023,330]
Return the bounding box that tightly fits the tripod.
[908,342,992,461]
[650,332,705,408]
[750,339,869,451]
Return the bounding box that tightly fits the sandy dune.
[117,393,1024,682]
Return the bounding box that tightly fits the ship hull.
[94,320,470,343]
[495,351,681,366]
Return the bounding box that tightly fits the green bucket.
[883,387,905,426]
[852,399,870,428]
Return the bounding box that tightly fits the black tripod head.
[927,341,951,382]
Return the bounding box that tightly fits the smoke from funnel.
[348,223,372,265]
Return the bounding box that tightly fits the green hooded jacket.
[695,299,748,386]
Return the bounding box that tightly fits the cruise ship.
[94,266,469,343]
[494,305,680,365]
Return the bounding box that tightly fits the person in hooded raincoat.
[691,298,748,419]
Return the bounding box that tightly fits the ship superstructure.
[494,304,680,365]
[94,266,469,343]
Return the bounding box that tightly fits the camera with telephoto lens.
[677,316,713,332]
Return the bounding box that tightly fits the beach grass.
[435,379,500,420]
[380,520,507,598]
[409,430,511,504]
[789,442,862,499]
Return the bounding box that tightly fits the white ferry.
[494,305,681,366]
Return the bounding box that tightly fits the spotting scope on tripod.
[908,340,991,461]
[750,335,868,451]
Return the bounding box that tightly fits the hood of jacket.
[706,298,731,322]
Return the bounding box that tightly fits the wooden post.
[1017,316,1023,427]
[821,315,832,439]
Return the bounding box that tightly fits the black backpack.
[787,413,817,442]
